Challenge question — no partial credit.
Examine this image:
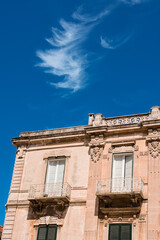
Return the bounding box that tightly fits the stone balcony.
[96,177,144,217]
[28,182,71,205]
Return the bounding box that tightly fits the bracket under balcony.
[28,183,71,219]
[96,177,144,218]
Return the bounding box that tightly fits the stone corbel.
[89,134,105,163]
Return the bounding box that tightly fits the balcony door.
[112,154,133,192]
[45,159,65,196]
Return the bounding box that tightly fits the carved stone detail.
[148,141,160,158]
[139,151,148,156]
[28,201,68,219]
[134,145,139,151]
[16,147,27,159]
[89,134,105,163]
[108,147,113,153]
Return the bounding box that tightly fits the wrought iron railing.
[28,182,71,200]
[96,177,144,195]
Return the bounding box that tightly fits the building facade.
[2,106,160,240]
[0,225,3,240]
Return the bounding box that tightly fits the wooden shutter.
[46,161,57,184]
[112,155,124,192]
[124,155,133,191]
[47,225,57,240]
[125,155,133,178]
[37,226,47,240]
[56,160,65,183]
[121,224,131,240]
[109,224,119,240]
[109,224,131,240]
[113,155,124,178]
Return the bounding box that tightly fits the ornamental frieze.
[88,106,160,127]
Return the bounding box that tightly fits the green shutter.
[109,224,120,240]
[37,226,47,240]
[121,224,131,240]
[109,224,131,240]
[47,225,57,240]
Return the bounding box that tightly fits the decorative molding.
[139,151,148,156]
[43,150,71,160]
[146,128,160,141]
[89,134,105,163]
[148,141,160,158]
[28,201,68,220]
[34,216,64,226]
[108,141,136,154]
[134,145,139,151]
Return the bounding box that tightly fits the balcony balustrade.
[28,182,71,204]
[97,177,144,197]
[96,177,144,217]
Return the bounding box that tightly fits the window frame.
[44,157,66,185]
[111,152,134,180]
[109,223,132,240]
[37,225,57,240]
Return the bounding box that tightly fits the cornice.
[12,118,160,148]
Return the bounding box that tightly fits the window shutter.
[47,226,57,240]
[37,226,47,240]
[112,155,124,192]
[125,156,133,178]
[113,155,124,178]
[47,161,57,183]
[121,224,131,240]
[109,225,119,240]
[57,160,65,183]
[125,156,133,191]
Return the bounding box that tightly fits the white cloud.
[72,6,111,23]
[100,35,131,49]
[120,0,148,5]
[37,0,148,92]
[37,8,111,92]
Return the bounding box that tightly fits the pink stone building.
[0,225,3,240]
[2,106,160,240]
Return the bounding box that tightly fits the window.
[37,225,57,240]
[109,224,132,240]
[112,153,133,192]
[44,158,65,197]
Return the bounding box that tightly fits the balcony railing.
[96,177,144,196]
[28,182,71,200]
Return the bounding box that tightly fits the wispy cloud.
[120,0,148,5]
[100,35,131,49]
[37,8,111,92]
[37,0,148,93]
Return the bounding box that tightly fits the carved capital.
[148,141,160,158]
[89,134,105,163]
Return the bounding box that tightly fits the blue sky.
[0,0,160,224]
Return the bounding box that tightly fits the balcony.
[28,182,71,205]
[96,177,144,217]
